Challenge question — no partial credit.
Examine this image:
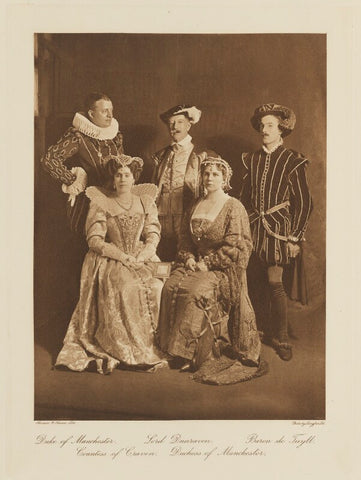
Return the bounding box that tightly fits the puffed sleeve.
[204,199,253,270]
[176,206,197,264]
[239,153,252,211]
[86,201,128,262]
[138,195,161,261]
[40,127,80,185]
[288,159,313,241]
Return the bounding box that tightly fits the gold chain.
[113,195,134,211]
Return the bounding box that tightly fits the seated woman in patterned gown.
[157,156,266,385]
[55,155,166,374]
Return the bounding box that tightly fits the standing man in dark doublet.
[40,92,125,322]
[240,103,312,361]
[41,92,124,234]
[151,104,216,261]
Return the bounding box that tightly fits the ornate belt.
[252,201,290,242]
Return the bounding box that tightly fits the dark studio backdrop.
[34,33,326,337]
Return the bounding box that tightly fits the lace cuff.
[62,167,88,195]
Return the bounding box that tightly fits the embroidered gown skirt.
[157,197,266,384]
[55,251,164,373]
[158,268,228,364]
[55,190,165,374]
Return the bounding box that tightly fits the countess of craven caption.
[34,422,323,461]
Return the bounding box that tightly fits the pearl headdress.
[200,156,233,191]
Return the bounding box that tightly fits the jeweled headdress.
[107,154,144,182]
[200,156,233,191]
[108,154,144,169]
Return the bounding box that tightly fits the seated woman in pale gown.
[158,156,267,385]
[55,154,166,374]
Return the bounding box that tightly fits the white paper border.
[4,1,361,479]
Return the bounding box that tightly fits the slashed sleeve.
[86,201,128,262]
[139,195,161,260]
[40,127,80,185]
[204,200,253,270]
[288,160,313,241]
[239,153,252,211]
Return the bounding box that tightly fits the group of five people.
[41,93,312,384]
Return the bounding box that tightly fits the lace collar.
[72,112,119,140]
[262,138,284,154]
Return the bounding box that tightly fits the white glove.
[62,167,88,206]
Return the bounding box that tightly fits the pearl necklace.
[113,195,133,211]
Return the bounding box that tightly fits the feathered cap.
[160,104,202,124]
[200,156,233,192]
[250,103,296,137]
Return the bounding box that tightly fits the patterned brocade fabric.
[55,190,166,374]
[158,197,264,383]
[41,127,124,186]
[177,198,253,270]
[41,129,80,185]
[40,120,124,234]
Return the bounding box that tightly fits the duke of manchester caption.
[34,430,321,460]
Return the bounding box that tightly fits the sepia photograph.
[34,32,326,421]
[5,1,361,479]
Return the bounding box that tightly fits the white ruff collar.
[72,112,119,140]
[262,138,283,154]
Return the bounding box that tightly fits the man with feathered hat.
[239,103,312,361]
[151,104,216,261]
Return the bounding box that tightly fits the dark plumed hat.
[250,103,296,137]
[160,105,202,124]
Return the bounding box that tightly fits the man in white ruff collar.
[41,92,124,233]
[151,104,216,261]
